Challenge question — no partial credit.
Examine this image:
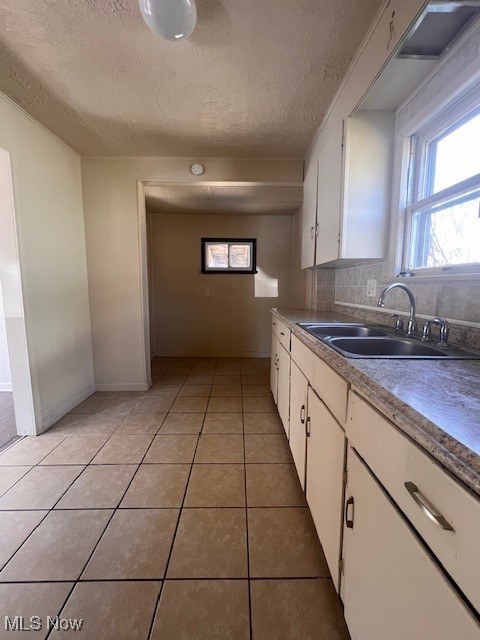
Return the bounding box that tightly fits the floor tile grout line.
[36,404,177,612]
[240,375,254,640]
[0,508,51,574]
[146,399,206,640]
[0,576,331,585]
[0,504,309,512]
[73,427,163,585]
[44,582,78,639]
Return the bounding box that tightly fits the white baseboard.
[152,352,270,359]
[39,383,96,434]
[95,381,151,392]
[0,383,13,392]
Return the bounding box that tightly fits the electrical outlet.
[366,280,377,298]
[204,288,210,297]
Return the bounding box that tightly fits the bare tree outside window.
[406,104,480,271]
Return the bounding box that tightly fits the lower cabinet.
[343,448,480,640]
[270,333,279,402]
[277,343,290,436]
[306,388,346,592]
[289,360,309,488]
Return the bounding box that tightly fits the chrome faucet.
[377,283,417,336]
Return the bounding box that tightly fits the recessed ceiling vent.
[397,1,480,59]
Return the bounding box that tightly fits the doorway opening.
[137,180,302,378]
[0,148,36,448]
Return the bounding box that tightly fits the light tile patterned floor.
[0,357,350,640]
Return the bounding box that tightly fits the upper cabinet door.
[315,114,344,265]
[340,111,395,260]
[343,449,480,640]
[301,159,318,269]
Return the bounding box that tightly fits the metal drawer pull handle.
[404,482,454,532]
[306,416,311,437]
[345,496,354,529]
[300,404,306,424]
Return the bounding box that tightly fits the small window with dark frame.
[201,238,257,274]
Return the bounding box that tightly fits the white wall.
[81,157,303,389]
[0,281,11,391]
[0,92,94,433]
[149,213,294,357]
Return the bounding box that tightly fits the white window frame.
[401,88,480,277]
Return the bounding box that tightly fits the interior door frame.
[136,178,303,381]
[0,149,37,437]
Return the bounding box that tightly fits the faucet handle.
[433,317,450,348]
[391,314,404,332]
[421,321,432,342]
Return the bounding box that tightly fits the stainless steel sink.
[326,337,450,358]
[299,323,389,338]
[296,322,480,359]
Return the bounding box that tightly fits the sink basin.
[296,321,480,359]
[300,323,389,338]
[326,337,449,358]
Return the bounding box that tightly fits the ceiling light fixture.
[138,0,197,41]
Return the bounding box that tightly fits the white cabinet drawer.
[347,391,480,613]
[311,356,348,427]
[344,448,480,640]
[291,334,314,380]
[276,319,290,352]
[291,334,348,426]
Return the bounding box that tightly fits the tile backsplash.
[311,260,480,349]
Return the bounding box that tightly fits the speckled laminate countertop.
[273,308,480,497]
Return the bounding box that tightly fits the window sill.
[388,270,480,284]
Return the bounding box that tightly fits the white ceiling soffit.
[0,0,383,157]
[144,183,303,214]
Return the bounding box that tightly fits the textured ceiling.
[145,183,303,214]
[0,0,382,156]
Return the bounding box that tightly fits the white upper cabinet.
[301,159,318,269]
[301,0,427,268]
[315,114,344,265]
[340,110,395,260]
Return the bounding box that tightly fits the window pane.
[410,195,480,269]
[229,244,251,268]
[206,243,228,268]
[429,111,480,195]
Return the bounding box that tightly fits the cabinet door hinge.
[339,558,345,574]
[343,470,348,486]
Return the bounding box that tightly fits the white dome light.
[139,0,197,41]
